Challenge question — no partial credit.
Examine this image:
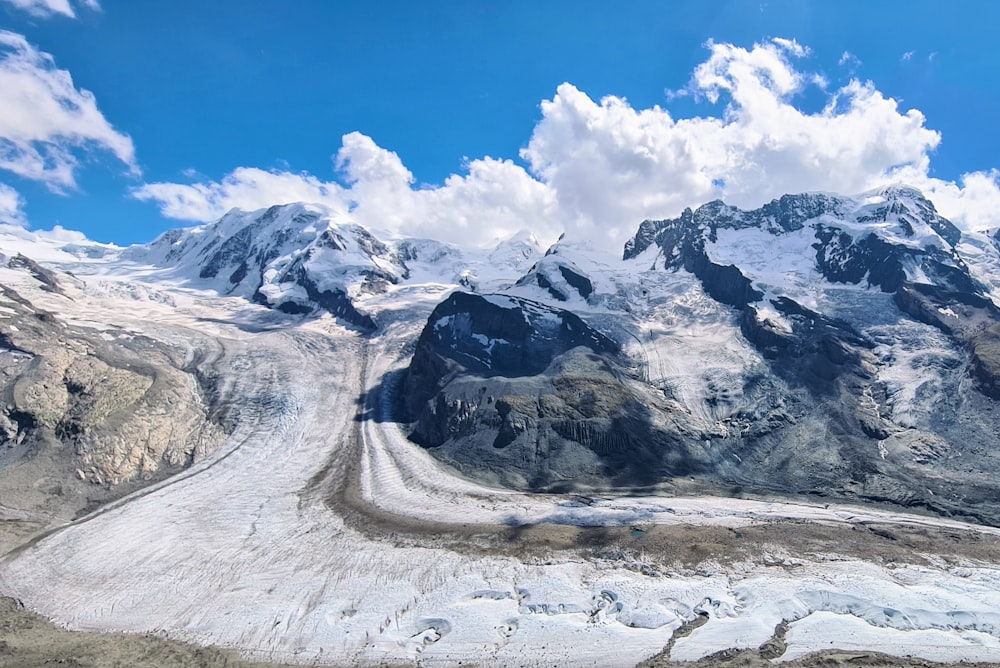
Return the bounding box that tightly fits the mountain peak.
[127,204,403,329]
[487,228,544,273]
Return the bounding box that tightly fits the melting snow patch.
[482,294,518,309]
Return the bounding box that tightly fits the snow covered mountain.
[127,203,408,329]
[128,203,544,329]
[99,187,1000,511]
[29,186,1000,517]
[623,186,1000,398]
[391,186,1000,523]
[7,186,1000,666]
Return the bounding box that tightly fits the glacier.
[1,188,1000,666]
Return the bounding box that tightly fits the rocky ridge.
[403,187,1000,522]
[0,257,226,550]
[132,203,544,329]
[398,292,716,489]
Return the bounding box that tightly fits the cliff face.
[401,291,718,490]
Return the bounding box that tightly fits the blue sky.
[2,0,1000,247]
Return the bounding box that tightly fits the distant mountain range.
[6,185,1000,524]
[8,185,1000,666]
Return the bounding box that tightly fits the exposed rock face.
[626,202,766,308]
[403,291,618,423]
[624,193,847,261]
[401,187,1000,522]
[6,254,63,294]
[399,292,713,489]
[401,286,906,496]
[407,347,719,490]
[0,260,226,545]
[406,292,618,384]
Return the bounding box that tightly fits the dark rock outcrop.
[624,205,763,308]
[813,224,981,294]
[398,293,731,489]
[894,281,1000,398]
[7,254,63,294]
[406,346,718,491]
[403,292,618,428]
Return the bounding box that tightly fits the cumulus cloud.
[133,167,347,223]
[895,167,1000,232]
[134,37,1000,249]
[0,30,135,192]
[0,182,26,225]
[522,38,944,241]
[336,132,559,244]
[1,0,99,19]
[135,133,561,247]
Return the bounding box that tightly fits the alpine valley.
[3,186,1000,666]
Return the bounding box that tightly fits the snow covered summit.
[129,203,545,329]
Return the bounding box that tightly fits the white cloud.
[692,38,808,104]
[896,167,1000,232]
[0,182,26,225]
[522,39,943,241]
[1,0,99,18]
[0,30,135,192]
[33,223,89,241]
[839,51,862,68]
[902,50,915,62]
[336,132,559,244]
[134,38,1000,249]
[769,37,809,58]
[135,133,560,248]
[133,167,347,223]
